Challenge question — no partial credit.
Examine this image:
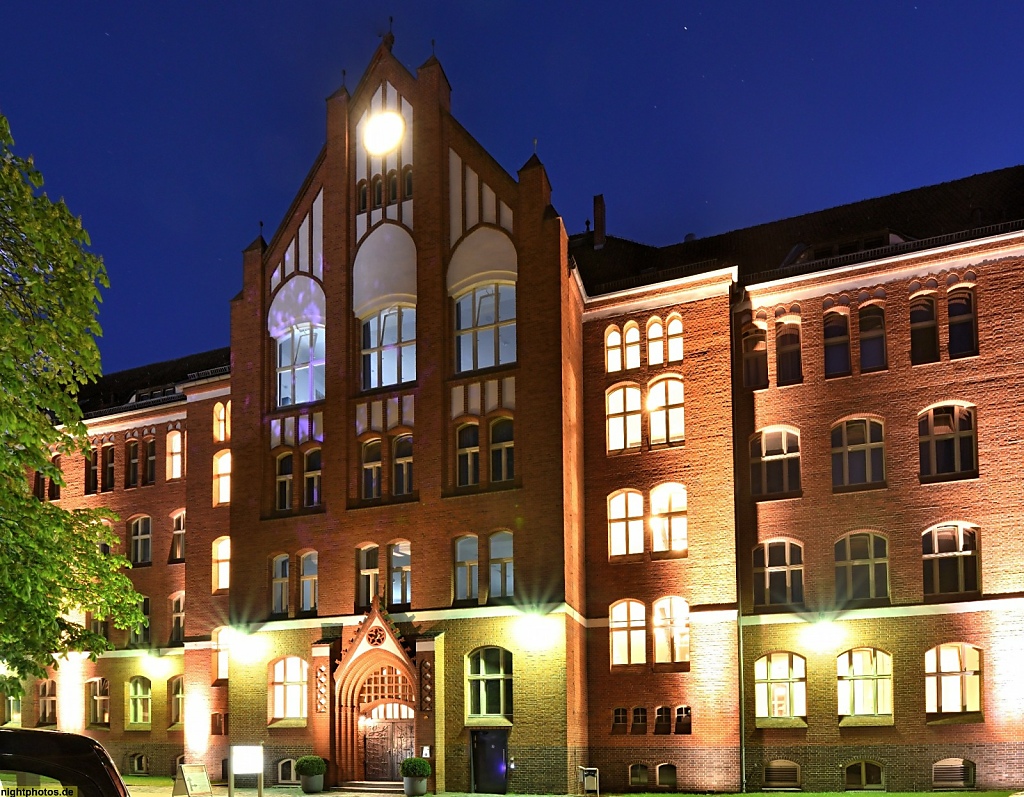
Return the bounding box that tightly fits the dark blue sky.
[3,2,1023,373]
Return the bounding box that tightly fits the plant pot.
[403,775,428,796]
[300,774,324,794]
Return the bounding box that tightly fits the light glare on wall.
[800,619,845,653]
[363,111,405,156]
[514,612,561,652]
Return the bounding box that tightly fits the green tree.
[0,111,142,697]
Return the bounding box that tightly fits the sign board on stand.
[172,764,213,797]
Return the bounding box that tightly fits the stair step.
[333,782,404,793]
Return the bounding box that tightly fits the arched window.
[675,705,692,734]
[647,319,664,366]
[403,166,413,199]
[837,648,892,717]
[300,552,318,612]
[629,764,648,787]
[143,439,156,485]
[611,707,627,733]
[128,676,152,725]
[212,450,231,506]
[610,600,646,665]
[87,678,109,726]
[490,419,514,482]
[775,322,802,385]
[37,679,56,726]
[666,316,684,362]
[845,761,884,790]
[654,705,671,734]
[271,657,308,720]
[129,753,149,775]
[304,448,322,507]
[170,510,186,561]
[648,377,684,444]
[859,304,887,372]
[489,531,514,599]
[606,385,641,452]
[608,489,643,557]
[389,542,412,607]
[754,652,806,719]
[356,181,368,213]
[623,322,641,369]
[168,675,184,725]
[922,522,979,596]
[454,283,516,372]
[454,535,478,601]
[272,554,290,615]
[948,289,977,358]
[47,455,61,500]
[468,647,513,718]
[372,176,383,208]
[169,592,185,644]
[278,758,300,784]
[275,323,325,407]
[361,305,416,389]
[213,401,230,442]
[918,404,976,480]
[652,596,689,663]
[276,453,293,511]
[357,545,379,609]
[393,436,413,495]
[750,428,801,496]
[362,440,382,499]
[926,643,981,715]
[456,424,480,486]
[831,418,885,488]
[933,758,976,789]
[129,596,150,646]
[130,517,152,564]
[650,483,687,554]
[753,540,803,606]
[630,706,647,734]
[823,311,851,377]
[835,532,888,602]
[605,326,623,372]
[764,761,801,789]
[387,170,399,205]
[742,323,767,388]
[125,440,139,488]
[212,536,230,591]
[657,764,677,788]
[166,430,183,480]
[910,295,939,364]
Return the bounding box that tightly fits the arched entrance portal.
[359,667,416,781]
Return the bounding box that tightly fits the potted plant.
[295,755,327,794]
[400,756,431,796]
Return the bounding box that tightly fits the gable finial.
[341,69,346,89]
[259,220,264,238]
[382,16,395,51]
[431,38,436,56]
[533,138,538,155]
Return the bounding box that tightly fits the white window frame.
[648,377,684,445]
[647,318,664,366]
[169,675,184,725]
[750,427,801,496]
[923,522,980,596]
[276,452,293,511]
[666,316,684,362]
[456,424,480,486]
[304,448,322,507]
[212,536,231,591]
[490,419,514,482]
[272,554,290,615]
[753,540,804,607]
[393,436,413,496]
[610,599,646,665]
[276,322,326,407]
[361,304,416,389]
[455,535,478,601]
[454,283,516,373]
[652,596,689,663]
[754,652,806,719]
[831,418,885,488]
[166,430,183,480]
[128,676,152,726]
[925,643,981,715]
[623,322,641,369]
[918,404,977,479]
[488,531,514,600]
[38,679,57,725]
[837,647,892,717]
[606,385,641,452]
[171,510,186,561]
[389,542,412,607]
[271,657,308,720]
[358,545,379,608]
[88,678,109,725]
[835,532,889,602]
[170,592,185,643]
[467,647,513,718]
[608,489,643,557]
[362,440,382,499]
[650,482,687,554]
[130,516,152,564]
[300,551,318,612]
[213,449,231,506]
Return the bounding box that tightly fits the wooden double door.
[363,716,415,781]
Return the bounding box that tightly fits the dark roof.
[571,165,1024,295]
[79,347,230,418]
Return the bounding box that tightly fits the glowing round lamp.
[363,111,405,156]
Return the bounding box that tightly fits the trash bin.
[578,766,599,796]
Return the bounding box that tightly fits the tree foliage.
[0,111,142,696]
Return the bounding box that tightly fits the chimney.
[593,194,606,250]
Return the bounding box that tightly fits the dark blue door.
[471,729,508,793]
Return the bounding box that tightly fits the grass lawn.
[440,793,1017,797]
[121,776,175,787]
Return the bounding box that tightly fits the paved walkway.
[127,787,394,797]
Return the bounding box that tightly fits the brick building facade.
[11,38,1024,792]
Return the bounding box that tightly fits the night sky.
[3,2,1023,373]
